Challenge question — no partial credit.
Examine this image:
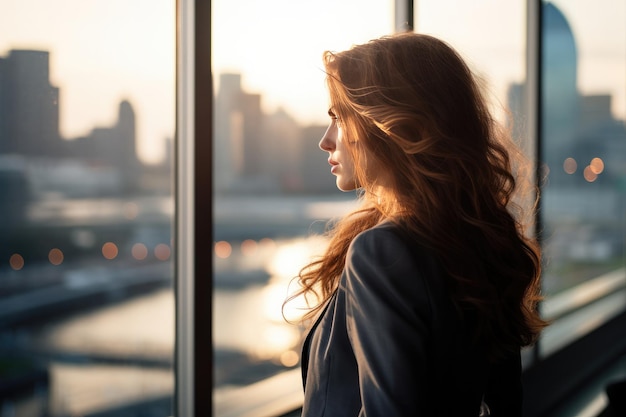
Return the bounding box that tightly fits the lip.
[328,159,339,174]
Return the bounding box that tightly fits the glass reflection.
[540,0,626,296]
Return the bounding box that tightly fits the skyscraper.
[542,2,579,166]
[0,50,60,155]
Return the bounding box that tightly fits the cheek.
[336,134,355,161]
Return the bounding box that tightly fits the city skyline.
[0,48,172,200]
[0,45,334,197]
[0,0,175,164]
[1,0,624,164]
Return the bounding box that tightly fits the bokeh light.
[215,241,232,259]
[155,243,171,261]
[563,157,577,174]
[589,157,604,174]
[48,248,64,266]
[132,243,148,260]
[9,254,24,271]
[241,239,258,256]
[102,242,119,260]
[583,166,598,182]
[259,237,276,250]
[280,350,300,367]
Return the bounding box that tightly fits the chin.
[336,178,358,192]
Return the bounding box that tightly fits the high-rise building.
[542,2,579,170]
[68,100,141,193]
[214,73,269,191]
[214,73,242,191]
[239,92,263,176]
[0,50,61,155]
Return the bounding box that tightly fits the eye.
[328,109,342,126]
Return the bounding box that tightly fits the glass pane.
[413,0,537,365]
[540,0,626,296]
[415,1,528,142]
[0,1,175,415]
[212,0,394,394]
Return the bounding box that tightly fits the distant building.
[299,124,338,194]
[579,95,613,130]
[214,73,242,191]
[68,100,141,194]
[542,1,579,165]
[239,92,263,176]
[215,73,273,193]
[0,49,153,196]
[0,50,61,156]
[264,108,302,192]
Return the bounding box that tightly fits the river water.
[6,194,356,416]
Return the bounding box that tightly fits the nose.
[319,124,335,152]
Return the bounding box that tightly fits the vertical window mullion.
[194,0,214,415]
[526,0,542,365]
[175,0,195,414]
[175,0,214,416]
[395,0,414,32]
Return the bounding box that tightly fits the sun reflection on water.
[214,235,329,367]
[265,236,327,323]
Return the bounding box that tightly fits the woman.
[288,33,547,416]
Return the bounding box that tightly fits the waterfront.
[2,192,621,415]
[0,194,355,416]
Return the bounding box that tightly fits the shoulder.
[344,221,435,292]
[347,221,427,267]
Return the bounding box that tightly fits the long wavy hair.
[288,32,547,359]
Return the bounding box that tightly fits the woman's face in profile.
[319,109,358,192]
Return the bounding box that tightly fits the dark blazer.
[301,222,522,417]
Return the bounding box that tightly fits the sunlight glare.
[253,324,301,361]
[266,236,327,279]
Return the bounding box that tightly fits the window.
[0,1,175,415]
[538,0,626,356]
[211,1,626,415]
[4,1,624,416]
[211,0,395,413]
[541,0,625,296]
[415,0,528,137]
[413,0,538,365]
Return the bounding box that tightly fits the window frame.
[175,0,213,416]
[522,0,626,415]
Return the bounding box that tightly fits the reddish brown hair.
[288,32,547,358]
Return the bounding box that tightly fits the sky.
[1,0,624,163]
[0,0,175,163]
